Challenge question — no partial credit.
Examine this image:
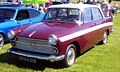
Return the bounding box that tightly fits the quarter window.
[91,8,103,20]
[29,9,40,18]
[84,8,92,22]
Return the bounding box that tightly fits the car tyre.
[0,34,4,50]
[100,31,108,44]
[61,44,76,67]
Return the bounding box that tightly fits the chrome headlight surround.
[7,30,15,40]
[48,34,57,46]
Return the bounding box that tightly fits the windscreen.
[43,8,80,22]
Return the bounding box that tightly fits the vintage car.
[7,4,113,67]
[0,7,44,49]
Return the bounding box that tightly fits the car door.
[28,9,44,23]
[15,9,31,26]
[91,8,104,42]
[82,8,99,50]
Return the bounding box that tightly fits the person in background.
[108,0,113,16]
[18,0,22,7]
[114,2,118,8]
[39,7,45,13]
[93,0,97,5]
[77,0,83,4]
[93,0,101,7]
[41,3,46,8]
[43,7,47,13]
[48,0,53,7]
[97,1,101,7]
[86,0,93,4]
[102,0,110,16]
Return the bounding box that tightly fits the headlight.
[48,34,57,45]
[7,30,15,40]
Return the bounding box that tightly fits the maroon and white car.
[7,4,113,67]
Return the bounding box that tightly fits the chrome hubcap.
[67,48,75,66]
[103,32,108,44]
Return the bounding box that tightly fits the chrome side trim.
[7,48,65,62]
[59,22,113,42]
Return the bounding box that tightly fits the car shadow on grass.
[0,52,66,71]
[0,46,95,71]
[77,46,94,57]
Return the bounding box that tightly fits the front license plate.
[19,56,36,63]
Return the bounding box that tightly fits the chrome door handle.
[29,20,32,22]
[17,21,21,24]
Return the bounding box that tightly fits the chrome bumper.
[7,48,65,62]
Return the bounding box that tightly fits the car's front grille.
[13,36,57,54]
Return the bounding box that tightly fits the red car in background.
[7,4,113,67]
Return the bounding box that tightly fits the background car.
[7,4,113,67]
[0,2,19,7]
[0,7,44,50]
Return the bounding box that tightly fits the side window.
[29,9,40,18]
[84,8,92,22]
[91,8,103,20]
[16,10,30,20]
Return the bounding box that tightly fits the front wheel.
[61,44,76,67]
[0,34,4,50]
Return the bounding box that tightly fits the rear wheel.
[100,31,108,44]
[61,44,76,67]
[0,34,4,50]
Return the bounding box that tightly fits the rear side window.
[29,9,40,18]
[84,8,92,22]
[91,8,103,20]
[16,10,29,20]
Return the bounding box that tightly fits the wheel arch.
[70,41,81,57]
[106,29,109,36]
[0,32,5,39]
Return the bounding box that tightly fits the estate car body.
[7,4,113,67]
[0,7,44,49]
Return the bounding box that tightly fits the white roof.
[48,4,105,18]
[48,4,99,9]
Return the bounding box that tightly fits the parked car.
[0,2,19,7]
[0,7,44,50]
[7,4,113,67]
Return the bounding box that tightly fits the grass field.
[0,9,120,72]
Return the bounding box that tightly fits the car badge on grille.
[29,31,36,37]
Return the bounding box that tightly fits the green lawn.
[0,13,120,72]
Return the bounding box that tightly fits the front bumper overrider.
[7,48,65,62]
